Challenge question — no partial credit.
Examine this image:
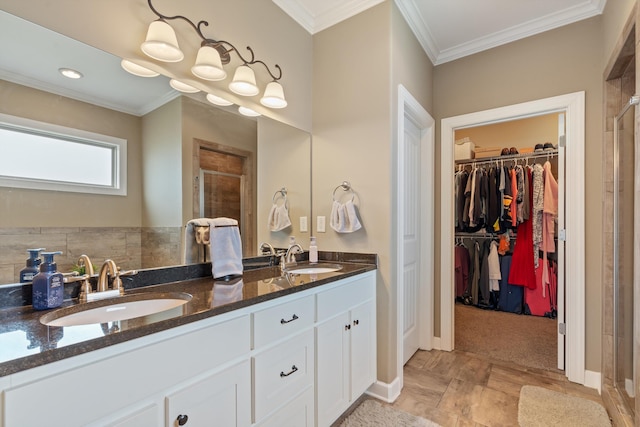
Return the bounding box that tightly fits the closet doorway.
[439,92,586,385]
[453,113,562,372]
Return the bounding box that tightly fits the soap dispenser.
[20,248,45,283]
[32,251,64,310]
[309,237,318,263]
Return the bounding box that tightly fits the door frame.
[396,85,435,390]
[438,91,586,385]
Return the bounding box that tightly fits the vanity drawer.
[252,294,314,348]
[253,329,314,422]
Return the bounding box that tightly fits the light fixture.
[120,59,159,77]
[59,68,83,79]
[206,93,233,107]
[170,79,200,93]
[141,19,184,62]
[260,81,287,108]
[229,65,259,96]
[191,44,226,81]
[138,0,286,108]
[238,106,261,117]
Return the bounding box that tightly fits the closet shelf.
[455,149,558,166]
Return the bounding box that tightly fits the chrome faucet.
[97,259,122,294]
[281,243,304,271]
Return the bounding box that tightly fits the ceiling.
[273,0,607,65]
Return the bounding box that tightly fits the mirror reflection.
[0,10,311,285]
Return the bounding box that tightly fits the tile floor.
[387,349,606,427]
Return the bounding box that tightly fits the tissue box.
[454,138,475,160]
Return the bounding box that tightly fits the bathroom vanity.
[0,258,376,427]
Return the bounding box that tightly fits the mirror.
[0,10,311,285]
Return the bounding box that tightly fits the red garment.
[508,168,536,290]
[454,245,470,297]
[525,260,557,316]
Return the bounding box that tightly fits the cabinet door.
[315,311,350,427]
[165,360,251,427]
[350,300,376,401]
[104,404,160,427]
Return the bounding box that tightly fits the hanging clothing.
[542,161,558,285]
[454,245,470,297]
[487,240,501,292]
[508,167,537,290]
[532,163,544,268]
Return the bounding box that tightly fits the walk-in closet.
[452,112,563,372]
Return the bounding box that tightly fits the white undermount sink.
[40,292,192,327]
[285,263,343,275]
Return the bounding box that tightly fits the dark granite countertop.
[0,254,376,378]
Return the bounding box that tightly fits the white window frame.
[0,113,127,196]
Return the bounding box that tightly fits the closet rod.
[454,232,502,239]
[455,149,558,167]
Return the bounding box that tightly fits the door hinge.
[558,135,566,148]
[558,229,566,241]
[558,323,566,335]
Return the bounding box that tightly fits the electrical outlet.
[317,216,326,233]
[300,216,308,232]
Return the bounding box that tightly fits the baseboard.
[584,370,601,394]
[366,378,402,403]
[625,378,635,398]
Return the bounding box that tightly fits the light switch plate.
[300,216,308,232]
[317,216,326,233]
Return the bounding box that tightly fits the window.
[0,113,127,195]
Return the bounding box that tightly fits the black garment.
[486,167,500,232]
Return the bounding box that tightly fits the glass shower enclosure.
[613,95,638,411]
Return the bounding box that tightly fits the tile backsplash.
[0,227,182,284]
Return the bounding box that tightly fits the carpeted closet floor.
[455,302,558,371]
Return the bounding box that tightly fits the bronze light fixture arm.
[146,0,283,81]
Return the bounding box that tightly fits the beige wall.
[0,0,313,132]
[434,17,604,371]
[0,80,143,227]
[603,0,637,64]
[313,1,433,383]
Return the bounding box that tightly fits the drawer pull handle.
[280,365,298,377]
[280,314,299,324]
[345,324,351,330]
[353,319,360,326]
[177,414,189,425]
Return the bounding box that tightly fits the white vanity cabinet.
[0,269,376,427]
[315,272,377,427]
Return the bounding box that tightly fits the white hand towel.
[208,217,243,279]
[183,218,212,264]
[330,200,362,233]
[267,202,292,232]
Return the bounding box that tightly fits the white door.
[556,113,566,370]
[402,115,421,364]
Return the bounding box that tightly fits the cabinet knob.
[177,414,189,426]
[280,314,299,324]
[345,324,351,330]
[353,319,360,326]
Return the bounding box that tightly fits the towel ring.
[332,181,355,202]
[272,187,287,204]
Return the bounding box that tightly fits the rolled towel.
[267,202,292,232]
[183,218,212,264]
[209,217,243,279]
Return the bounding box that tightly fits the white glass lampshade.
[238,106,261,117]
[228,65,259,96]
[191,45,227,81]
[121,59,159,77]
[206,93,233,106]
[260,81,288,108]
[170,79,200,93]
[141,20,184,62]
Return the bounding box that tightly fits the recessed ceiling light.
[58,68,83,79]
